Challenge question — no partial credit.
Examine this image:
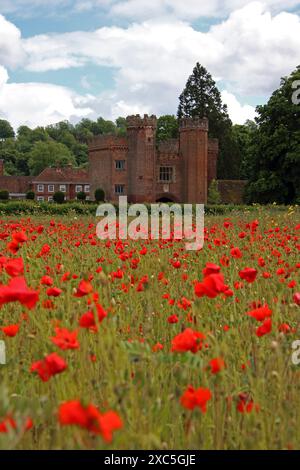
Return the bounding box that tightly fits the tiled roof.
[0,176,32,194]
[33,167,89,183]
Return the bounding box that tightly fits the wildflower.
[1,324,20,337]
[0,277,39,309]
[209,357,226,374]
[30,353,67,382]
[51,327,80,350]
[180,386,212,412]
[171,328,206,354]
[239,268,258,283]
[256,318,272,337]
[58,400,122,442]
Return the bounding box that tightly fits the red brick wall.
[127,115,157,203]
[88,136,128,201]
[208,138,218,186]
[88,115,216,204]
[179,118,209,204]
[217,180,247,204]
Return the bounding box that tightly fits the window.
[37,184,44,193]
[86,196,90,201]
[115,160,125,170]
[48,196,53,202]
[159,167,174,182]
[60,185,66,192]
[84,185,90,193]
[37,196,44,202]
[48,185,54,193]
[115,184,125,195]
[75,185,82,193]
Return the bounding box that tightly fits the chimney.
[0,160,4,176]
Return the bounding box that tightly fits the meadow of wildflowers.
[0,207,299,450]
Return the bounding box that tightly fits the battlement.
[88,135,128,151]
[158,139,179,154]
[179,116,209,132]
[126,114,157,129]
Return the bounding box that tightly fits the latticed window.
[159,167,174,182]
[115,184,125,194]
[115,160,125,170]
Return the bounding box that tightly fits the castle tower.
[179,117,209,204]
[126,114,157,203]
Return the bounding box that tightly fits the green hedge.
[0,200,297,216]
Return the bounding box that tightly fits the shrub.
[94,188,105,202]
[53,191,65,204]
[26,191,35,200]
[77,191,87,201]
[0,190,9,201]
[208,180,221,205]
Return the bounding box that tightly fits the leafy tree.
[95,188,105,202]
[232,121,257,179]
[156,115,179,142]
[178,63,240,179]
[0,120,15,140]
[0,138,19,174]
[28,141,76,176]
[53,191,65,204]
[207,179,221,204]
[116,117,127,137]
[245,65,300,204]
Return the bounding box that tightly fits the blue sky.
[0,1,300,128]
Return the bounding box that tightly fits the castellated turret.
[179,116,209,204]
[126,115,157,203]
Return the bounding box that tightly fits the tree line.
[0,62,299,204]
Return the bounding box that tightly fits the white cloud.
[110,0,300,20]
[0,14,25,68]
[222,90,256,123]
[0,2,299,126]
[1,0,299,19]
[19,2,300,123]
[0,66,93,128]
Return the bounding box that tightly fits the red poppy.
[194,273,228,299]
[40,275,54,286]
[74,280,93,297]
[237,393,259,414]
[256,318,272,337]
[1,324,20,337]
[51,327,80,350]
[30,352,67,382]
[58,400,122,442]
[167,314,179,324]
[0,277,39,310]
[202,263,221,277]
[46,287,63,297]
[239,268,258,283]
[209,357,226,374]
[152,342,164,352]
[171,328,206,354]
[246,304,272,322]
[180,386,212,412]
[230,247,242,259]
[5,258,24,277]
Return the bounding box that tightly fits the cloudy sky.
[0,0,300,129]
